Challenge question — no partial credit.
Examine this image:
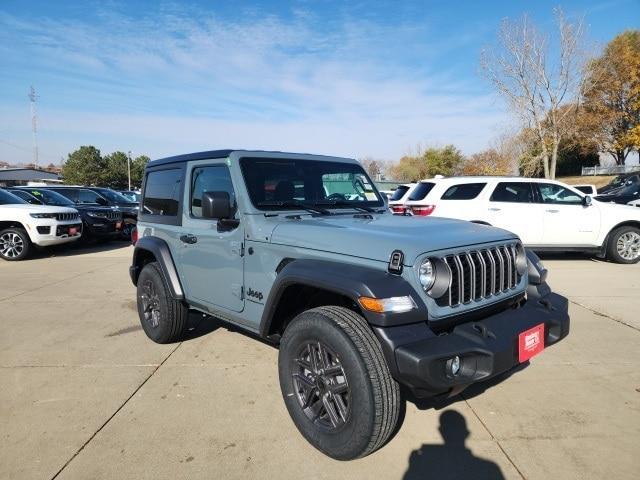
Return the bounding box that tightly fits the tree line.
[62,146,149,189]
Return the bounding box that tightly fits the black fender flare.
[129,236,184,299]
[258,258,428,336]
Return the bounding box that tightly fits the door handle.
[545,209,559,213]
[180,234,198,244]
[488,207,501,212]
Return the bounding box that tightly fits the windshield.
[23,188,75,206]
[389,185,410,201]
[94,188,134,203]
[240,157,383,211]
[0,189,28,205]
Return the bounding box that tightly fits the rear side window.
[51,188,79,202]
[77,189,103,204]
[389,185,409,201]
[441,183,486,200]
[490,182,533,203]
[190,165,236,218]
[408,182,436,201]
[143,169,182,216]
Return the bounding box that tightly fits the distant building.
[0,167,61,187]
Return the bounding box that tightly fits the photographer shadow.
[402,410,505,480]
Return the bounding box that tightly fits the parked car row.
[388,176,640,264]
[0,186,140,261]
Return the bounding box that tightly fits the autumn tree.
[580,31,640,164]
[388,145,464,181]
[481,9,587,179]
[360,157,385,180]
[462,149,512,175]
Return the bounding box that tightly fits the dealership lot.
[0,245,638,480]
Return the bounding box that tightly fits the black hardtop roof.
[147,149,354,167]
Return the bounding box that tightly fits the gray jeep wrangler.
[130,150,570,460]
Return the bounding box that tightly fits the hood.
[1,204,77,213]
[270,213,518,265]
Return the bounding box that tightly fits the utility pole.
[127,151,132,191]
[28,86,38,167]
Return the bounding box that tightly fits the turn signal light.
[411,205,436,216]
[359,296,416,314]
[131,227,139,245]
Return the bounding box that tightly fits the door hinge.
[230,241,244,257]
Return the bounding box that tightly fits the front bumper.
[29,222,83,246]
[373,288,570,398]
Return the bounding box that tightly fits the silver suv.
[130,150,570,460]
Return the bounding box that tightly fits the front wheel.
[278,306,400,460]
[606,226,640,264]
[0,227,32,261]
[136,261,188,343]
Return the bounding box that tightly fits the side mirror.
[582,195,592,206]
[202,191,232,219]
[96,197,108,206]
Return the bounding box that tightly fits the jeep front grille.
[436,243,522,307]
[56,212,79,221]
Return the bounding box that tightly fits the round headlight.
[419,258,436,292]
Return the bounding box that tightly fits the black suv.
[43,186,138,239]
[8,187,123,241]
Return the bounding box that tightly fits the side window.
[536,183,582,205]
[490,182,534,203]
[190,165,236,218]
[441,183,486,200]
[143,169,182,216]
[78,189,102,204]
[52,189,78,202]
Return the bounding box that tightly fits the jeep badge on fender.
[129,149,570,460]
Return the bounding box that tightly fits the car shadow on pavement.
[29,239,131,259]
[401,410,505,480]
[181,312,223,341]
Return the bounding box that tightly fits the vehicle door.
[534,183,601,246]
[179,160,244,313]
[485,182,543,244]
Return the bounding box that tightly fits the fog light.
[447,356,461,377]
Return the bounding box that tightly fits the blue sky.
[1,0,638,165]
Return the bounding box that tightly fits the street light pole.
[127,151,132,191]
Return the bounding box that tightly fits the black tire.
[606,226,640,264]
[0,227,32,261]
[278,306,400,460]
[136,261,188,343]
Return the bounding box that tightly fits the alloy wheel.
[616,231,640,260]
[140,280,161,328]
[292,341,350,430]
[0,233,24,259]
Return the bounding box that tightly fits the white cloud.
[0,7,503,164]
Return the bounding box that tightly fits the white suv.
[0,189,82,260]
[403,176,640,264]
[388,183,416,214]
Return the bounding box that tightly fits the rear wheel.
[0,228,31,261]
[606,226,640,264]
[278,306,400,460]
[136,261,188,343]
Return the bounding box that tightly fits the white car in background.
[403,176,640,264]
[0,189,82,261]
[388,183,416,214]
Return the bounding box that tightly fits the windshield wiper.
[257,200,331,215]
[315,199,379,213]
